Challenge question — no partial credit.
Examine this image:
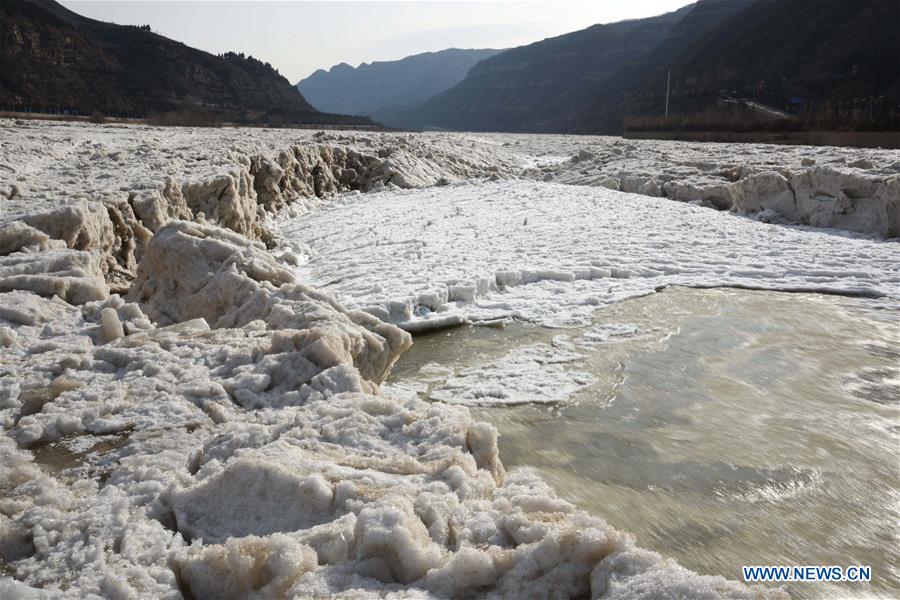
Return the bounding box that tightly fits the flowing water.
[388,287,900,598]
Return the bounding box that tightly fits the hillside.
[591,0,900,132]
[0,0,372,126]
[385,0,898,134]
[551,0,757,132]
[380,4,698,131]
[297,48,501,118]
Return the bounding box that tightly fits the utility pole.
[665,69,671,119]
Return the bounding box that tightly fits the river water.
[388,287,899,598]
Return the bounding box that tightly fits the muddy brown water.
[388,287,900,598]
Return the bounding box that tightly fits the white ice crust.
[3,118,885,598]
[498,134,900,238]
[277,181,898,332]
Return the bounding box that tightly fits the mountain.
[646,0,899,111]
[297,48,502,118]
[386,0,898,134]
[379,4,701,131]
[567,0,900,132]
[550,0,758,132]
[0,0,372,126]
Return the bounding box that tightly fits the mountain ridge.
[382,0,899,134]
[297,48,502,118]
[0,0,373,126]
[576,0,900,132]
[378,3,700,131]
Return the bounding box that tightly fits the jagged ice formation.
[3,118,894,598]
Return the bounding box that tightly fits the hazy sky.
[61,1,691,83]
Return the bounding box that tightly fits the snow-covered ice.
[3,120,898,241]
[276,180,898,332]
[475,133,900,237]
[2,118,895,598]
[277,179,896,409]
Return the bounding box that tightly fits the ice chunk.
[169,456,336,542]
[0,221,55,255]
[174,534,318,600]
[127,221,411,385]
[0,249,109,304]
[354,500,444,584]
[99,307,124,343]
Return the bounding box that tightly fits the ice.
[0,122,519,222]
[590,547,764,599]
[1,287,770,598]
[416,342,597,406]
[1,280,775,598]
[170,454,338,541]
[0,249,109,304]
[0,579,52,599]
[127,220,411,387]
[4,120,897,244]
[277,180,898,332]
[98,307,124,343]
[174,533,319,599]
[0,221,56,255]
[1,122,523,297]
[0,119,853,598]
[577,324,640,346]
[505,135,900,237]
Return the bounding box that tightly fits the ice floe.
[276,180,898,331]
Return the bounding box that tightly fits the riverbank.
[624,130,900,150]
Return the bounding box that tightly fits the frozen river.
[275,176,900,599]
[388,287,900,599]
[3,120,899,598]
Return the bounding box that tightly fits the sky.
[61,1,692,83]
